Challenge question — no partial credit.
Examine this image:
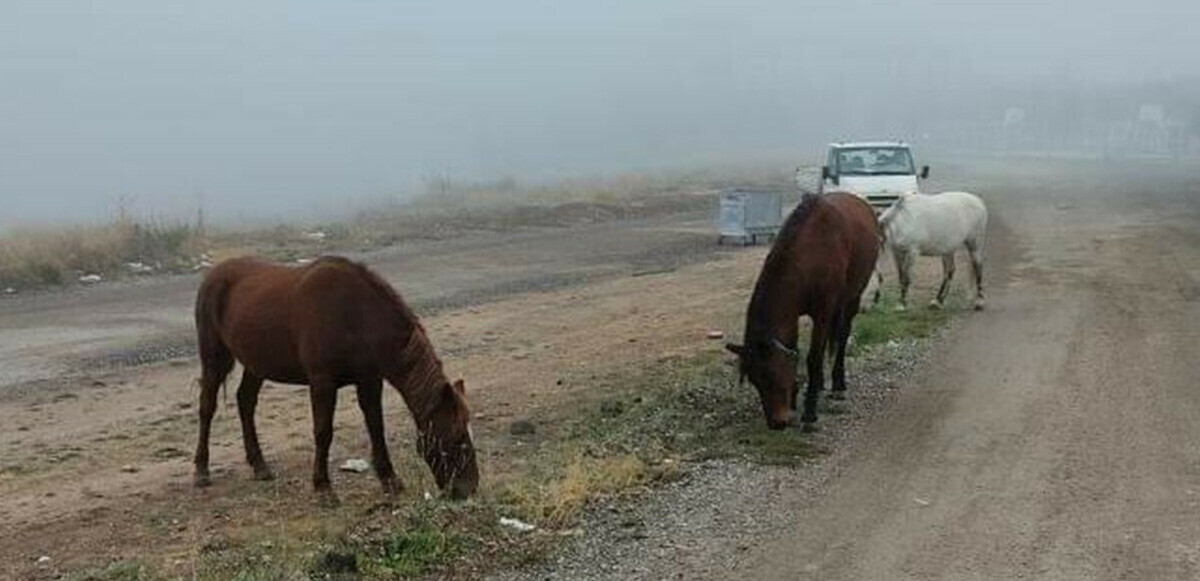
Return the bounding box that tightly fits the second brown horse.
[726,193,881,432]
[193,256,478,500]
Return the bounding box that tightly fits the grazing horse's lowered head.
[416,379,479,500]
[726,338,800,429]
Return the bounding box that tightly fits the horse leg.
[800,314,831,433]
[872,267,884,308]
[193,345,233,488]
[967,239,986,310]
[356,378,401,495]
[830,302,857,400]
[894,247,913,311]
[236,370,273,481]
[933,253,956,309]
[308,377,339,502]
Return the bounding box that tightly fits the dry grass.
[498,452,653,528]
[0,217,201,289]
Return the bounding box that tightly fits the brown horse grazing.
[726,193,881,433]
[193,256,478,500]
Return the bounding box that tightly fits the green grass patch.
[358,524,466,578]
[852,290,956,352]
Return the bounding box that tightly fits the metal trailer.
[716,187,784,245]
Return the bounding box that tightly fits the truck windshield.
[835,147,915,176]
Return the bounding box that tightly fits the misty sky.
[2,0,1197,225]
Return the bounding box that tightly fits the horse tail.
[194,265,235,393]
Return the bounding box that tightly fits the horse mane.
[312,257,450,420]
[743,194,824,344]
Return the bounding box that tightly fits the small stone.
[706,330,725,340]
[509,419,536,436]
[36,556,50,565]
[120,464,139,473]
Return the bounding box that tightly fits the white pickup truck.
[815,141,930,210]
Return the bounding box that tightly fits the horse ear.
[452,379,466,395]
[725,343,744,356]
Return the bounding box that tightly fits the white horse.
[874,191,988,311]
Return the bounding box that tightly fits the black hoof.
[829,391,846,401]
[801,422,818,434]
[252,466,276,481]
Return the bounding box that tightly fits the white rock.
[79,274,103,284]
[499,516,537,532]
[36,556,51,565]
[706,330,725,340]
[304,231,327,241]
[339,458,370,473]
[296,258,315,265]
[3,287,15,295]
[125,262,154,274]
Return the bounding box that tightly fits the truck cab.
[818,142,929,210]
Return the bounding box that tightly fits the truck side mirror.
[822,165,839,185]
[920,165,930,179]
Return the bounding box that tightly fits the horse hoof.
[800,422,818,434]
[193,473,212,488]
[973,300,986,311]
[829,391,846,401]
[253,466,276,481]
[928,301,943,310]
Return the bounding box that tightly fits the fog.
[3,0,1198,225]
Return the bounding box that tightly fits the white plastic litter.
[499,517,536,532]
[339,458,370,473]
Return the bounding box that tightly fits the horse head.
[417,379,479,499]
[726,340,798,430]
